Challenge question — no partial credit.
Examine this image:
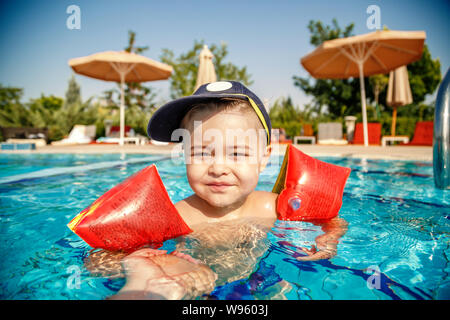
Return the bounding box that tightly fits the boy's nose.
[207,160,231,176]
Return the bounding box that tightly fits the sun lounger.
[294,124,316,144]
[1,127,48,147]
[95,137,144,145]
[381,135,410,146]
[317,122,348,145]
[51,125,96,146]
[108,125,134,138]
[407,121,433,146]
[352,123,381,145]
[5,138,47,147]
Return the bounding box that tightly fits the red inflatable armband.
[272,145,351,221]
[67,165,192,251]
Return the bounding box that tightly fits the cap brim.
[147,94,251,142]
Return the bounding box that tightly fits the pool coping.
[0,143,433,161]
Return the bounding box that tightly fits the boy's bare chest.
[175,191,278,229]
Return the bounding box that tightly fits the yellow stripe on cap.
[226,93,271,145]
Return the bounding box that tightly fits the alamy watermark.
[366,5,381,30]
[66,5,81,30]
[66,265,81,289]
[365,265,381,290]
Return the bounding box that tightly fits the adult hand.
[112,248,217,300]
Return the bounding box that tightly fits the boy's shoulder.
[247,191,278,219]
[174,196,203,227]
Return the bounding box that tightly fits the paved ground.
[1,143,433,161]
[291,144,432,161]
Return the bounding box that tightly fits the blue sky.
[0,0,448,108]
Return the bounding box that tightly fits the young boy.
[111,81,347,299]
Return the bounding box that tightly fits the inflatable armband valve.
[272,145,351,221]
[67,165,192,251]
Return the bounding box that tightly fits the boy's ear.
[258,144,272,173]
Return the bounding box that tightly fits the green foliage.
[307,18,355,46]
[65,74,81,106]
[369,74,389,102]
[408,45,441,103]
[160,40,253,98]
[0,85,32,127]
[269,96,316,137]
[0,85,23,110]
[293,76,364,118]
[0,78,105,142]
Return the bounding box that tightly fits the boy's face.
[184,110,270,209]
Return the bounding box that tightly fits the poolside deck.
[0,143,433,161]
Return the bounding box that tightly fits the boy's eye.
[192,152,212,158]
[229,152,249,158]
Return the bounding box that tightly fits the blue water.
[0,153,448,300]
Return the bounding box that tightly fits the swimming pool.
[0,152,448,300]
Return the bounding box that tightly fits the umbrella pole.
[110,62,136,146]
[119,73,125,146]
[358,62,369,147]
[391,106,398,136]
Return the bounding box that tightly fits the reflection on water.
[1,154,449,299]
[176,218,274,287]
[81,217,278,299]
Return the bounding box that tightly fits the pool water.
[0,153,448,300]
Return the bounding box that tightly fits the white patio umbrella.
[301,30,425,146]
[194,45,217,92]
[386,65,413,136]
[69,51,173,145]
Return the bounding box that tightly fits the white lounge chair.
[51,125,96,146]
[317,122,348,145]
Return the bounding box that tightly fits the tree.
[65,74,82,106]
[45,75,98,139]
[307,19,355,47]
[0,85,31,127]
[160,40,253,99]
[369,73,389,119]
[28,95,64,129]
[269,96,311,137]
[0,78,105,142]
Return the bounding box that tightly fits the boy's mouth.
[206,182,234,192]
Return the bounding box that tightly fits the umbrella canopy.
[69,51,173,145]
[301,30,425,146]
[386,65,413,136]
[69,51,173,82]
[194,45,217,91]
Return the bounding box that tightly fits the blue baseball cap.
[147,81,271,144]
